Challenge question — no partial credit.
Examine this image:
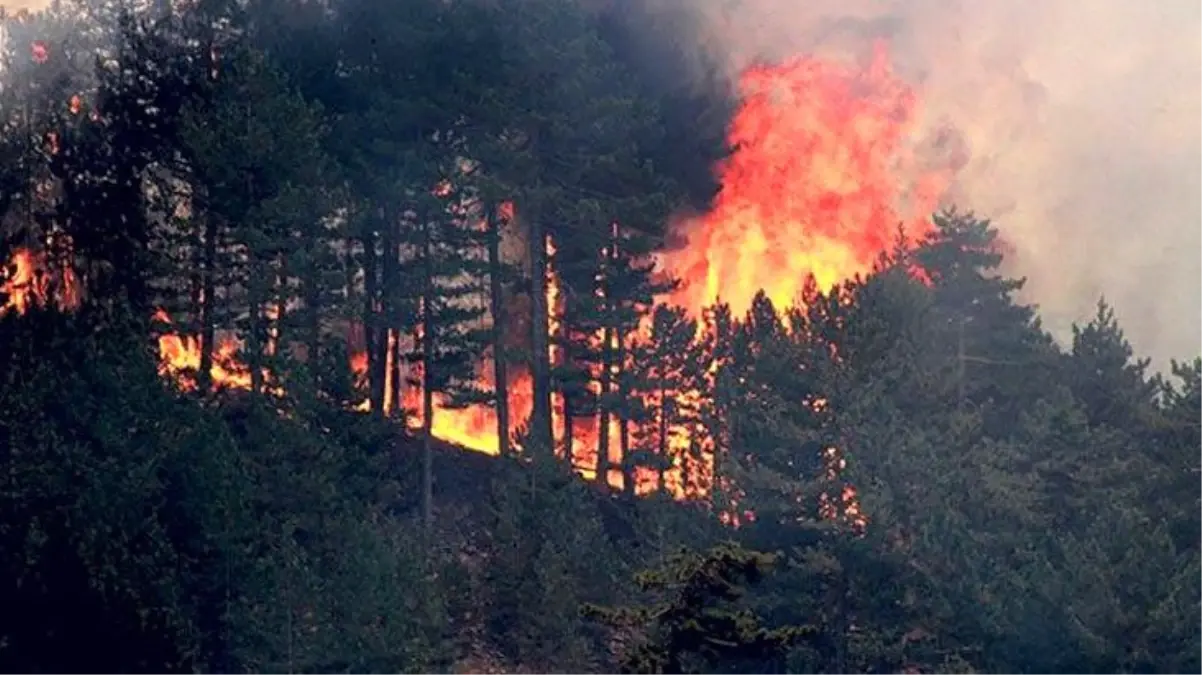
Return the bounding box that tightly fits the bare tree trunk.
[421,220,435,529]
[304,251,321,387]
[380,205,401,417]
[598,326,613,484]
[197,211,218,393]
[617,327,632,497]
[362,226,384,417]
[528,207,553,456]
[598,229,616,483]
[249,272,265,397]
[658,383,669,494]
[486,201,510,456]
[560,320,576,465]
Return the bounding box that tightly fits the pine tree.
[1065,298,1158,430]
[402,161,491,528]
[175,43,328,395]
[584,541,813,673]
[628,304,704,496]
[913,209,1059,434]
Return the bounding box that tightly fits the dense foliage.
[0,1,1197,673]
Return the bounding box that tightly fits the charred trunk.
[304,257,321,386]
[528,208,554,456]
[362,227,385,417]
[197,211,218,393]
[598,324,613,482]
[658,383,669,494]
[421,219,435,529]
[617,327,632,497]
[486,202,510,456]
[380,206,400,417]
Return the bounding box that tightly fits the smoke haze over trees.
[0,0,1198,673]
[618,0,1202,368]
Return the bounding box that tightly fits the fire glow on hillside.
[2,40,957,528]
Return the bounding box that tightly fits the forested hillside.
[0,0,1198,672]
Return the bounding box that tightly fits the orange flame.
[152,309,260,392]
[1,247,80,316]
[661,42,952,317]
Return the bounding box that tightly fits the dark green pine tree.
[551,235,606,473]
[583,541,813,674]
[0,313,211,673]
[715,291,833,527]
[486,456,619,671]
[1150,358,1202,550]
[600,222,677,496]
[628,304,705,496]
[1064,298,1159,430]
[308,0,457,418]
[176,43,329,395]
[550,214,675,487]
[913,209,1060,435]
[403,167,491,529]
[39,3,199,318]
[476,0,696,462]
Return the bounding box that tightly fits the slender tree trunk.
[658,382,669,494]
[343,239,359,394]
[270,258,286,359]
[617,327,632,497]
[304,254,321,387]
[560,329,576,464]
[598,232,615,481]
[248,271,265,396]
[197,211,218,393]
[486,201,510,456]
[422,348,434,529]
[362,226,385,417]
[388,329,403,417]
[527,206,554,456]
[421,220,435,529]
[598,327,613,484]
[380,205,400,417]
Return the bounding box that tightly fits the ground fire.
[2,41,957,529]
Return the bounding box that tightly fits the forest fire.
[2,42,953,523]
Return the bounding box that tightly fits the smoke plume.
[641,0,1201,366]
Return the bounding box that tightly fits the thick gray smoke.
[642,0,1201,367]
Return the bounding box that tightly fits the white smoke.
[655,0,1201,367]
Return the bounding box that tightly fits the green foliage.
[482,456,620,671]
[0,311,199,672]
[585,541,813,674]
[0,3,1197,674]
